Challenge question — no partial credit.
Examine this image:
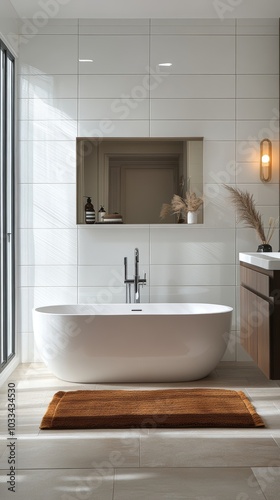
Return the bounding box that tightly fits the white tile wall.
[150,35,235,74]
[18,18,279,364]
[19,229,77,266]
[19,35,78,75]
[79,35,149,74]
[236,75,279,98]
[79,74,148,98]
[236,36,279,74]
[19,140,76,184]
[78,98,150,120]
[19,74,78,99]
[151,75,236,99]
[151,99,235,120]
[19,98,77,121]
[19,184,76,228]
[78,119,149,137]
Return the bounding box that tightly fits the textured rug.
[40,388,264,429]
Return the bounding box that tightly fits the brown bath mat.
[40,388,264,429]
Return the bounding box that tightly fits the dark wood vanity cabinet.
[240,262,280,379]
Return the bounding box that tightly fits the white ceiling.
[8,0,280,19]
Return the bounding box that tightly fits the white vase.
[187,211,198,224]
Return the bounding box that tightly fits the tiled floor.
[1,361,280,499]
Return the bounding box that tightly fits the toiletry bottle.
[84,197,95,224]
[98,205,106,223]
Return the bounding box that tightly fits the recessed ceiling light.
[158,62,172,67]
[79,59,93,63]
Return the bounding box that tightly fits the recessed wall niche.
[76,137,203,225]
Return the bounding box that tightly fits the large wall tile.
[203,141,236,184]
[78,265,125,287]
[203,186,236,228]
[19,98,77,121]
[78,226,150,266]
[151,120,235,140]
[236,36,279,74]
[79,74,149,99]
[236,99,279,120]
[235,139,260,163]
[19,75,78,99]
[79,35,149,74]
[78,120,149,137]
[236,75,279,99]
[79,98,149,120]
[150,35,235,74]
[150,265,235,286]
[19,141,76,184]
[151,99,235,120]
[19,119,77,141]
[151,75,235,99]
[19,229,77,266]
[19,35,78,75]
[150,228,235,265]
[19,184,76,228]
[236,120,279,142]
[19,266,77,287]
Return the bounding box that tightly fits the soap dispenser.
[98,205,106,223]
[84,196,95,224]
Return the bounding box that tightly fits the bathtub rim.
[32,303,233,317]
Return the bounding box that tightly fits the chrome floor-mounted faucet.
[124,247,146,303]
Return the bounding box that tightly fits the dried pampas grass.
[184,192,204,212]
[160,191,203,221]
[224,185,278,244]
[159,203,172,219]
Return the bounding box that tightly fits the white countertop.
[239,252,280,270]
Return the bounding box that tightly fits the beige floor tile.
[113,467,267,500]
[253,404,280,430]
[0,468,114,500]
[0,432,140,469]
[140,430,280,467]
[252,467,280,500]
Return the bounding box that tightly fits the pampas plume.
[224,185,278,244]
[160,191,203,221]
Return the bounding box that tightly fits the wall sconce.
[260,138,272,182]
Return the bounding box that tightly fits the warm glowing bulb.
[262,154,270,164]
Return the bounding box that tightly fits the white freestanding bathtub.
[33,303,232,383]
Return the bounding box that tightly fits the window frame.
[0,38,15,372]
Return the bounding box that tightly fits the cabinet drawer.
[240,266,270,298]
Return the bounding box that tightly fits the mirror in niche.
[76,137,203,225]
